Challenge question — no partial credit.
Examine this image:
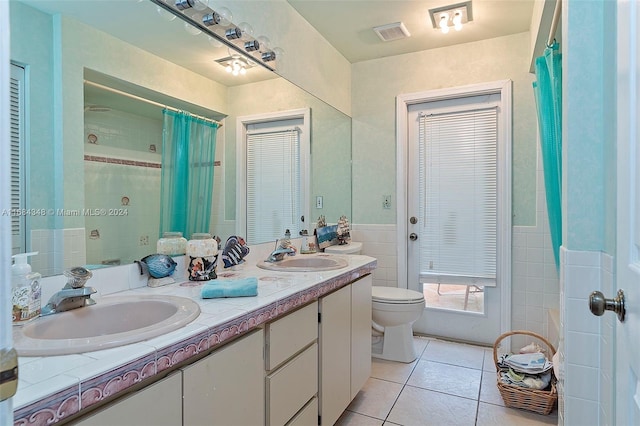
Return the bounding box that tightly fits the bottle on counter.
[186,233,219,281]
[11,252,42,324]
[157,231,187,256]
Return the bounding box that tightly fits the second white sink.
[257,254,349,272]
[14,295,201,356]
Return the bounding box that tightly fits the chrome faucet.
[266,239,296,263]
[41,267,97,316]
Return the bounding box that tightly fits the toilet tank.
[324,242,362,255]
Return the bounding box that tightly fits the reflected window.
[237,109,310,244]
[10,63,26,254]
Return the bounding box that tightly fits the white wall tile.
[564,396,600,426]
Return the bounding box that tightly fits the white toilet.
[324,242,426,363]
[371,287,425,363]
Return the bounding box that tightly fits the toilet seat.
[372,287,424,304]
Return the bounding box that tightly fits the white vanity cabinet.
[65,273,373,426]
[73,371,182,426]
[182,328,265,426]
[265,301,318,426]
[319,275,372,426]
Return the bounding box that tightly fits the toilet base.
[371,323,418,363]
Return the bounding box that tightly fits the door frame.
[396,80,512,337]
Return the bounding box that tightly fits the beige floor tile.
[407,360,482,400]
[339,340,554,426]
[371,358,417,384]
[421,339,485,370]
[387,385,477,426]
[476,402,558,426]
[482,348,498,372]
[347,377,404,420]
[479,371,505,406]
[335,410,384,425]
[413,335,431,357]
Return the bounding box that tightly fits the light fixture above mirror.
[150,0,280,70]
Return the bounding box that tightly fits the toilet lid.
[372,287,425,304]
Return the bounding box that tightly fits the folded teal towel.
[200,277,258,299]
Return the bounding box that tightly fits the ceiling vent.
[373,22,411,42]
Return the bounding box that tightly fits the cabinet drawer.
[267,342,318,426]
[266,301,318,370]
[287,397,318,426]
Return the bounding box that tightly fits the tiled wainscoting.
[352,220,559,346]
[560,248,613,426]
[30,228,86,277]
[351,224,397,289]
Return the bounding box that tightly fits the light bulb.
[439,13,449,34]
[272,47,284,59]
[239,67,247,75]
[157,6,176,21]
[184,22,202,36]
[453,11,463,31]
[226,65,232,73]
[238,22,254,40]
[217,7,232,26]
[257,36,271,51]
[192,0,209,11]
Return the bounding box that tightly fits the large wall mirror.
[10,0,352,277]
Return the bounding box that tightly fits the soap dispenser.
[11,252,42,324]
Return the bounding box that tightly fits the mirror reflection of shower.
[83,92,163,269]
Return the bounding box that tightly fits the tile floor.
[337,336,558,426]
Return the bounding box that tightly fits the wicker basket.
[493,330,557,415]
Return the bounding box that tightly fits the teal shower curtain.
[533,43,562,271]
[160,109,219,240]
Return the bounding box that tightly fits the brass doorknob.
[589,289,625,322]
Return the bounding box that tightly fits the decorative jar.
[187,233,219,281]
[157,232,187,256]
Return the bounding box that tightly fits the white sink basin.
[14,295,201,356]
[257,255,349,272]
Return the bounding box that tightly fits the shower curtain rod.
[83,80,223,127]
[547,0,562,47]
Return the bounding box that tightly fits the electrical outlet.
[139,235,149,246]
[316,196,323,209]
[383,195,391,209]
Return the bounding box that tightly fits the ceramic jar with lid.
[156,232,187,256]
[186,233,219,281]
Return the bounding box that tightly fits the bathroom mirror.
[10,0,352,276]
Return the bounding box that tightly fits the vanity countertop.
[12,251,376,426]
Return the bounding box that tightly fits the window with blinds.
[246,126,302,243]
[10,63,26,254]
[418,106,498,287]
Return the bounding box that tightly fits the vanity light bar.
[149,0,277,71]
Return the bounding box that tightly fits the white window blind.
[418,107,497,286]
[246,127,301,243]
[10,64,26,254]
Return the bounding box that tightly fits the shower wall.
[84,108,162,267]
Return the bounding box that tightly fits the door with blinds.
[406,88,510,345]
[237,109,310,245]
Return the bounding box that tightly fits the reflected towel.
[200,277,258,299]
